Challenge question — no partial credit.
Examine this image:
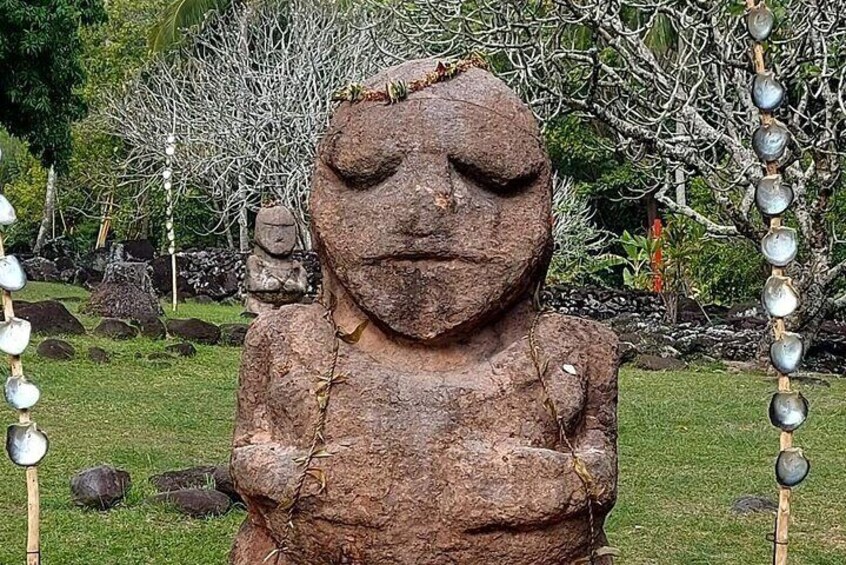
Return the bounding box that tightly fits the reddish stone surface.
[230,59,618,565]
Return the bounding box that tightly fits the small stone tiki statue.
[230,59,619,565]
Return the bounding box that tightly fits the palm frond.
[148,0,233,53]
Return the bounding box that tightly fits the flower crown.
[332,54,488,104]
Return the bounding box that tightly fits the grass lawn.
[1,282,845,564]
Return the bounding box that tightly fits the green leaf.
[147,0,232,53]
[337,320,369,344]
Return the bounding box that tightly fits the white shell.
[162,169,172,180]
[753,122,790,162]
[6,422,49,467]
[769,391,808,432]
[761,227,798,267]
[762,276,799,318]
[770,332,803,374]
[4,375,40,410]
[775,448,809,488]
[0,194,17,226]
[752,72,785,112]
[756,175,793,216]
[747,5,775,41]
[0,255,27,292]
[0,317,32,356]
[165,146,176,156]
[166,134,176,145]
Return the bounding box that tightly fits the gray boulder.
[146,489,231,518]
[70,465,131,510]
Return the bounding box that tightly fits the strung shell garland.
[755,175,793,216]
[5,422,49,467]
[0,317,32,356]
[747,4,775,41]
[0,194,17,226]
[769,332,803,375]
[0,255,27,292]
[4,376,40,411]
[753,121,790,162]
[775,448,810,488]
[769,391,809,432]
[761,227,798,267]
[762,276,799,318]
[752,72,786,112]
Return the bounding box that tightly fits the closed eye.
[450,157,539,195]
[325,153,403,190]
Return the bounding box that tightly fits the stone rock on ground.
[219,324,249,347]
[147,352,175,362]
[88,347,110,364]
[212,465,242,504]
[152,249,244,301]
[633,354,686,371]
[70,465,131,511]
[121,239,156,262]
[94,318,138,340]
[164,342,197,358]
[146,489,231,518]
[730,495,777,515]
[132,317,166,340]
[21,257,62,283]
[37,339,75,361]
[85,261,162,321]
[166,318,220,345]
[13,300,85,335]
[150,466,217,493]
[76,247,114,287]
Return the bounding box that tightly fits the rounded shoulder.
[245,303,335,356]
[532,311,619,375]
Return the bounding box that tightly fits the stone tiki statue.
[245,206,309,314]
[230,59,619,565]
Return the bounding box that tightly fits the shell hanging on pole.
[165,133,178,312]
[743,2,808,564]
[0,150,46,564]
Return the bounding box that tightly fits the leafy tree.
[0,0,106,170]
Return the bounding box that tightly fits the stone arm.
[443,314,618,532]
[540,314,620,512]
[230,307,329,527]
[232,313,277,449]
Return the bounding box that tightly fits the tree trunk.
[33,165,57,255]
[237,171,249,253]
[674,130,686,208]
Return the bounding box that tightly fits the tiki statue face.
[311,59,552,342]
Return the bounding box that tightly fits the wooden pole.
[0,233,42,565]
[171,252,178,312]
[96,192,114,250]
[745,2,795,563]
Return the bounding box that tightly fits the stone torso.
[231,303,616,565]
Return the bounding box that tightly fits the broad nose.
[393,152,461,238]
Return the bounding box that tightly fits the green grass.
[1,283,845,564]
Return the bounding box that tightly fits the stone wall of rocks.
[542,285,846,375]
[21,241,322,303]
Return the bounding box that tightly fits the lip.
[361,250,485,265]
